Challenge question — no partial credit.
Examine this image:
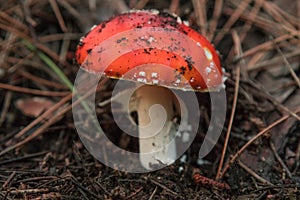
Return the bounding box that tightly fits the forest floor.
[0,0,300,199]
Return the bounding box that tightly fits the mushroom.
[75,10,224,170]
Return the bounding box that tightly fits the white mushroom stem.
[135,85,178,169]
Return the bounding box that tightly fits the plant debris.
[0,0,299,199]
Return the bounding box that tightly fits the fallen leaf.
[15,97,55,118]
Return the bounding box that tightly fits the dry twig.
[0,83,70,96]
[214,0,252,44]
[192,0,208,37]
[133,0,150,9]
[169,0,180,14]
[49,0,67,32]
[274,43,300,89]
[237,160,273,185]
[270,141,293,179]
[216,30,241,180]
[207,0,223,41]
[148,178,179,197]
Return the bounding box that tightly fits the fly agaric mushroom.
[75,10,224,170]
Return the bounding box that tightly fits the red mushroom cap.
[75,10,224,91]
